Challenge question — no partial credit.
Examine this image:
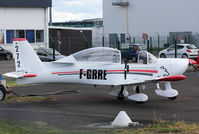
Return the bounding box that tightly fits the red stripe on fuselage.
[108,69,158,73]
[52,69,158,75]
[129,70,158,73]
[52,71,80,74]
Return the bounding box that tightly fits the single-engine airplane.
[3,38,193,103]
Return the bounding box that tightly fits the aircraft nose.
[172,59,189,75]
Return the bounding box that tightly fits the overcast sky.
[52,0,102,22]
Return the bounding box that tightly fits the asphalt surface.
[0,70,198,130]
[0,60,15,76]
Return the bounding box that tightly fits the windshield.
[72,47,121,63]
[138,51,157,64]
[186,44,197,49]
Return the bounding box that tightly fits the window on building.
[6,30,14,43]
[0,30,4,43]
[36,30,44,42]
[26,30,35,43]
[16,30,25,38]
[120,33,125,43]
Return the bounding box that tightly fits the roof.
[0,0,52,7]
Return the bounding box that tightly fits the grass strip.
[0,119,199,134]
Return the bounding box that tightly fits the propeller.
[188,59,197,71]
[189,59,196,65]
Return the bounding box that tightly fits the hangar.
[103,0,199,48]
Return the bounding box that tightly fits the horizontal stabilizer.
[4,72,24,78]
[4,72,37,78]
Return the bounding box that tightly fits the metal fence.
[49,28,92,56]
[93,32,199,56]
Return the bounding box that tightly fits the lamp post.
[49,35,55,61]
[80,30,89,49]
[156,32,160,53]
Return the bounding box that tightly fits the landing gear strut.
[117,85,125,100]
[135,86,145,104]
[109,85,128,100]
[155,82,178,100]
[136,86,140,93]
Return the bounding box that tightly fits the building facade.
[52,19,104,48]
[103,0,199,48]
[0,0,52,52]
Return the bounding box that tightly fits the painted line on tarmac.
[0,107,114,118]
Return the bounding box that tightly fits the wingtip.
[157,75,186,81]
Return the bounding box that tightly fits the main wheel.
[160,54,166,58]
[117,85,125,100]
[0,86,6,101]
[5,54,12,61]
[117,94,125,100]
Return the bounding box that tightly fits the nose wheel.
[155,82,178,100]
[168,96,177,100]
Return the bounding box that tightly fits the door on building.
[109,34,118,48]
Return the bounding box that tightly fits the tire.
[5,54,12,61]
[160,54,166,58]
[135,101,145,104]
[0,86,6,101]
[182,54,188,59]
[168,96,177,100]
[117,93,125,100]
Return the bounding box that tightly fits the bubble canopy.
[72,47,121,63]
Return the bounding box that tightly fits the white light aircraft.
[4,38,194,103]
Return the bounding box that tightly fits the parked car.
[121,44,147,62]
[159,44,198,59]
[0,46,13,61]
[34,47,66,62]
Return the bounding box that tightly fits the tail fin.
[13,38,45,74]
